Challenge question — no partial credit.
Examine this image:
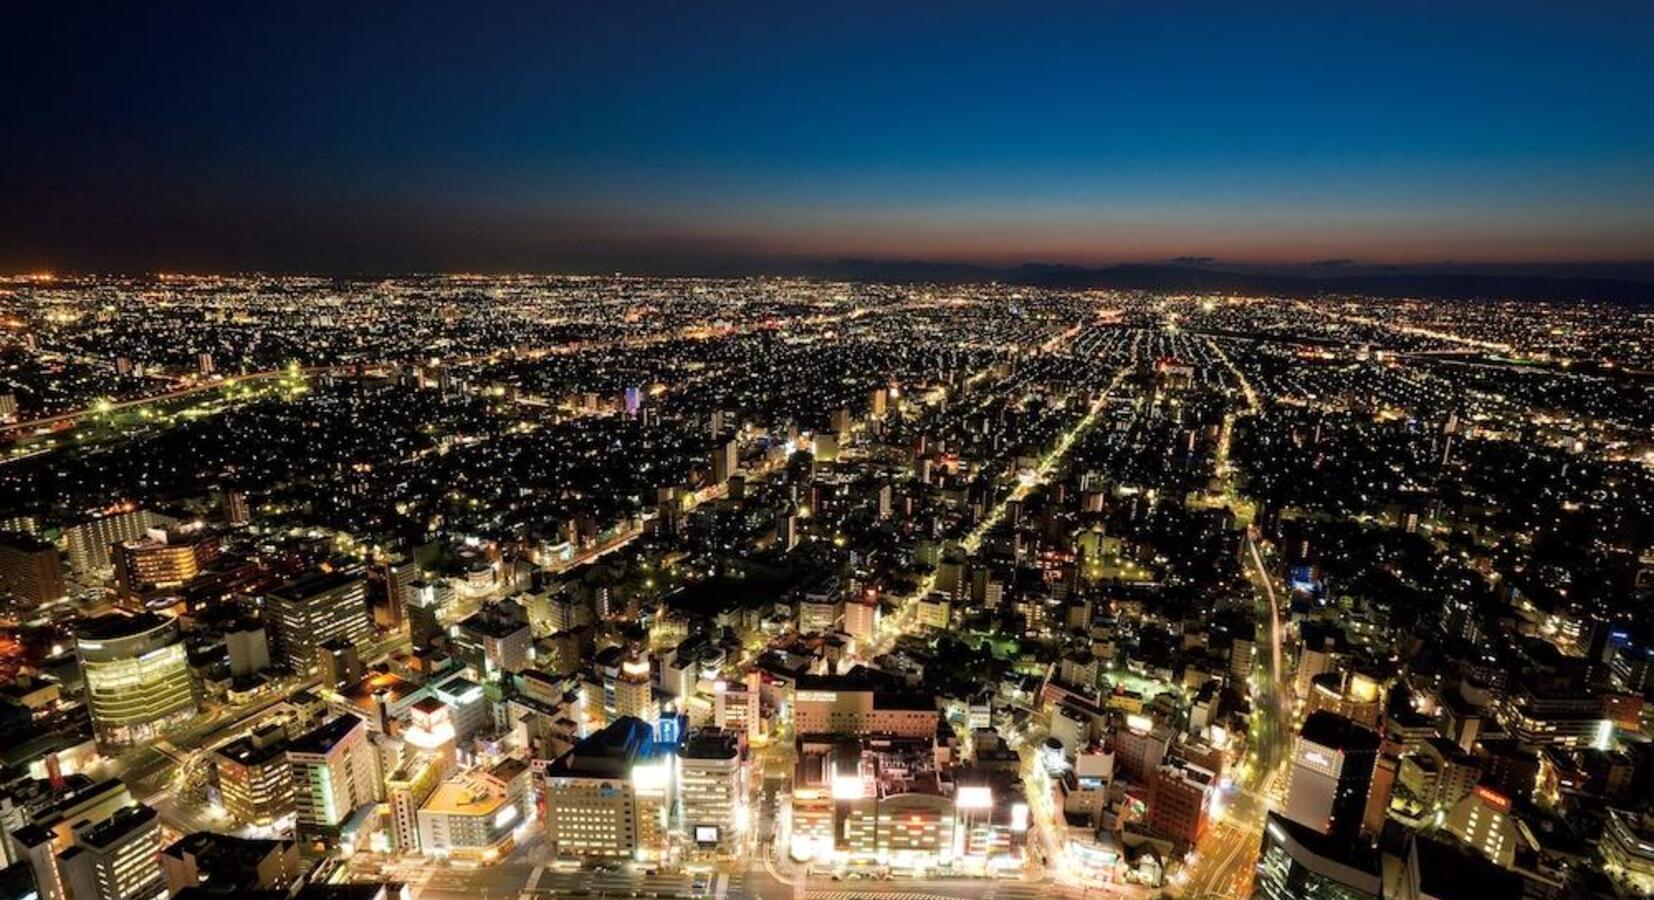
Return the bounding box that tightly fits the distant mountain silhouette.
[783,259,1654,303]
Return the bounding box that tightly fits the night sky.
[5,2,1653,274]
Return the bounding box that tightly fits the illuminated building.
[1283,711,1379,843]
[1443,786,1519,867]
[59,805,163,900]
[542,718,657,860]
[1602,810,1654,894]
[713,674,760,739]
[451,601,532,680]
[406,579,451,649]
[266,571,372,675]
[0,532,66,607]
[403,698,458,769]
[1255,812,1380,900]
[74,613,198,749]
[1306,670,1383,730]
[1493,683,1611,749]
[614,653,656,726]
[113,525,220,599]
[680,729,745,854]
[214,725,294,827]
[416,763,527,862]
[797,581,843,635]
[792,675,938,738]
[64,508,168,575]
[1145,757,1215,846]
[160,832,301,895]
[386,754,443,854]
[286,715,381,838]
[431,674,489,745]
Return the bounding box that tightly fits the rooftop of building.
[73,611,174,642]
[163,831,293,870]
[545,716,657,779]
[268,569,364,603]
[286,714,364,756]
[75,803,156,849]
[422,774,510,817]
[1300,710,1380,753]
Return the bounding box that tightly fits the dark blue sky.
[5,1,1652,273]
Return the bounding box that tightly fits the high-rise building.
[286,715,381,837]
[543,718,666,860]
[75,613,198,749]
[1443,786,1519,867]
[452,601,532,680]
[712,439,738,485]
[265,571,372,674]
[386,754,443,854]
[64,508,167,574]
[1255,811,1381,900]
[59,805,164,900]
[415,763,526,862]
[378,557,417,630]
[214,725,293,828]
[1283,711,1380,843]
[1145,757,1216,846]
[680,729,746,854]
[406,579,451,649]
[113,525,220,600]
[791,675,938,738]
[614,653,656,726]
[0,532,66,608]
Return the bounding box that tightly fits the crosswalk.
[521,870,716,899]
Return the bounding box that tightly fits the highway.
[1179,531,1291,899]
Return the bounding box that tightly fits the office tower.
[214,725,293,828]
[265,571,372,674]
[9,825,66,900]
[713,675,761,740]
[75,613,198,749]
[224,623,269,677]
[222,490,250,526]
[317,638,363,691]
[406,579,450,649]
[791,675,938,738]
[197,352,214,375]
[415,763,525,862]
[712,439,738,485]
[1255,811,1381,900]
[1443,786,1519,867]
[452,600,532,680]
[1283,711,1380,843]
[286,715,381,837]
[0,532,66,607]
[613,653,656,726]
[160,833,301,894]
[64,508,165,574]
[378,556,417,630]
[543,717,666,860]
[680,729,745,854]
[386,754,442,854]
[868,386,887,419]
[797,580,843,635]
[0,393,17,423]
[1146,757,1216,846]
[113,525,221,599]
[60,805,164,900]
